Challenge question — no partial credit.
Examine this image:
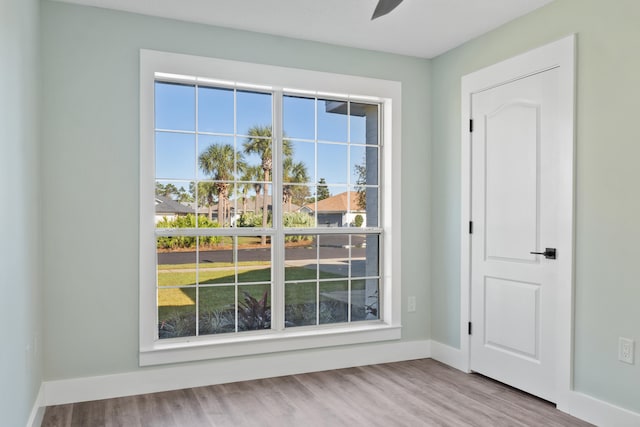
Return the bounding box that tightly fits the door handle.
[530,248,556,259]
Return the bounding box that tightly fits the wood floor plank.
[41,405,73,427]
[40,359,593,427]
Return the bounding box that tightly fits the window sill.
[139,322,401,366]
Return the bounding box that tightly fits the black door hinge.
[468,322,472,335]
[469,119,474,133]
[469,221,473,234]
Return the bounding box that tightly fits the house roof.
[155,195,194,215]
[305,191,364,213]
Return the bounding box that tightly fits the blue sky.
[154,82,377,196]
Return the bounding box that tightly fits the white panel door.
[470,68,563,403]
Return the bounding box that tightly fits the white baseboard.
[429,339,469,372]
[43,339,431,406]
[568,391,640,427]
[26,384,45,427]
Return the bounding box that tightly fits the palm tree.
[199,143,246,225]
[239,165,263,214]
[244,126,291,243]
[199,182,217,221]
[283,157,310,212]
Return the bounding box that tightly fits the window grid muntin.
[281,94,380,229]
[156,234,274,339]
[154,79,383,342]
[283,232,381,328]
[154,80,274,339]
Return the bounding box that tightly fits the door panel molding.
[460,34,575,410]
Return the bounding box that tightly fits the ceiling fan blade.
[371,0,404,20]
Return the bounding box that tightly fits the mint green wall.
[0,0,43,424]
[431,0,640,413]
[40,1,430,380]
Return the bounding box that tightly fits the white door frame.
[460,34,575,411]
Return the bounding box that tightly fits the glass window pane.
[285,282,317,327]
[287,140,315,184]
[238,284,271,331]
[351,279,379,321]
[352,234,379,277]
[196,182,235,228]
[350,102,378,145]
[156,132,195,180]
[199,286,236,335]
[350,186,379,228]
[155,180,193,202]
[199,240,234,285]
[237,182,264,219]
[157,237,196,286]
[237,134,273,182]
[193,182,215,224]
[154,180,195,228]
[318,99,347,142]
[283,188,314,227]
[197,137,237,181]
[158,287,196,339]
[285,235,317,281]
[237,91,272,137]
[317,143,347,184]
[350,145,378,186]
[345,187,365,227]
[198,86,234,134]
[319,280,349,324]
[315,186,347,227]
[155,82,195,131]
[238,239,271,283]
[284,95,315,140]
[318,234,349,279]
[241,138,270,178]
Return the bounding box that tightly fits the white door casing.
[460,35,575,409]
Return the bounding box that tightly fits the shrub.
[237,212,263,227]
[283,211,315,228]
[237,290,271,330]
[283,212,315,242]
[156,214,221,249]
[353,214,364,227]
[158,290,271,338]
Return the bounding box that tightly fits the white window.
[140,50,402,366]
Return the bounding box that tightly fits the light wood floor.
[42,359,591,427]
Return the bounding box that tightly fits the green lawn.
[158,266,355,320]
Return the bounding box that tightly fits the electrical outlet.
[407,296,416,312]
[618,337,634,364]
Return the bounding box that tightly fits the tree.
[354,155,367,210]
[177,186,193,203]
[191,181,217,221]
[155,182,165,196]
[156,182,179,199]
[283,157,310,211]
[244,126,291,244]
[317,178,330,201]
[239,165,263,214]
[199,143,246,225]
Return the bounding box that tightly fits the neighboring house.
[202,195,302,216]
[187,195,302,224]
[154,195,194,223]
[302,191,365,227]
[245,195,302,214]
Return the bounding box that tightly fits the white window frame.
[140,49,402,366]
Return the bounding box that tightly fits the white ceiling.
[53,0,554,58]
